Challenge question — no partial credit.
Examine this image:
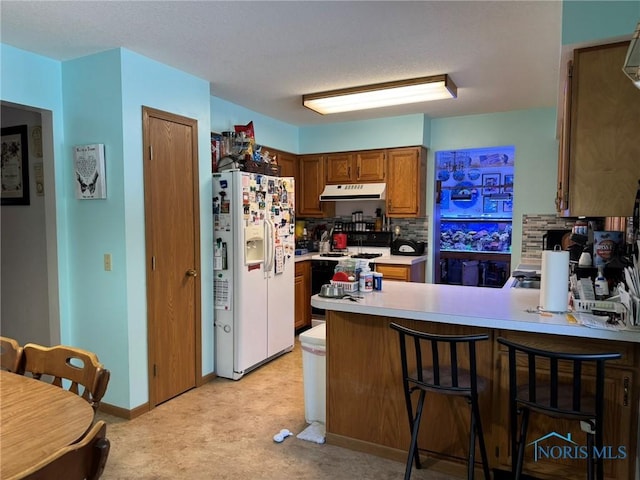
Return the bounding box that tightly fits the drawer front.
[375,264,409,281]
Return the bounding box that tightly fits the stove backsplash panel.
[302,216,429,245]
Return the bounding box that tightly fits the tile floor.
[97,337,467,479]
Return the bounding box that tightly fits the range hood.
[320,183,386,201]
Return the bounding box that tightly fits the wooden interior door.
[142,107,201,407]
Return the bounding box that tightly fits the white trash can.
[299,323,326,424]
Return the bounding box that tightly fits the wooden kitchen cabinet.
[325,150,385,184]
[493,331,637,480]
[275,149,297,178]
[386,147,427,217]
[294,261,311,330]
[557,41,640,217]
[375,262,425,283]
[298,154,334,218]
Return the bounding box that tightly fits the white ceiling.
[1,1,564,126]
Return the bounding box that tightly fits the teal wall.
[120,49,213,407]
[211,97,298,153]
[0,44,71,335]
[2,45,214,410]
[62,50,129,407]
[562,1,639,45]
[299,114,427,153]
[429,108,559,279]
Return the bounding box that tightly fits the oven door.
[311,260,338,317]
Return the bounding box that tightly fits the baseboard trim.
[99,373,216,419]
[99,401,149,420]
[325,432,482,478]
[326,432,406,463]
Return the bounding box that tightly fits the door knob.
[186,269,198,277]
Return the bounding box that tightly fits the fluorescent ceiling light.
[303,74,457,115]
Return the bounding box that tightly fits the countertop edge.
[295,254,427,265]
[311,282,640,343]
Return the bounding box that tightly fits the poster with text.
[74,144,106,199]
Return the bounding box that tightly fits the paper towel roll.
[539,250,570,313]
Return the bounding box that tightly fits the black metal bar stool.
[390,323,491,480]
[497,337,622,480]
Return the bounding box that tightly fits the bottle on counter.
[359,266,374,293]
[594,266,609,300]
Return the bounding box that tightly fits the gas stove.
[311,248,389,261]
[350,253,383,259]
[318,252,349,258]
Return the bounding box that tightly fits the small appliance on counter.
[391,239,425,256]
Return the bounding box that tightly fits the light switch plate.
[104,253,112,271]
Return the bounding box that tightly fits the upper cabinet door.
[298,154,334,218]
[326,153,354,184]
[326,150,386,184]
[277,150,297,179]
[356,151,385,182]
[565,42,640,217]
[386,147,426,217]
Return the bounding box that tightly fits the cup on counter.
[373,272,383,291]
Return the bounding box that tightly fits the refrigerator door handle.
[264,219,274,277]
[268,219,276,274]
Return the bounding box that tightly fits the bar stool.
[497,337,621,480]
[390,323,491,480]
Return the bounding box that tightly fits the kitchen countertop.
[294,253,315,262]
[296,253,427,265]
[311,280,640,343]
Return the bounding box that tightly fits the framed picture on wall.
[74,144,107,199]
[503,199,513,213]
[482,173,500,195]
[503,174,514,193]
[1,125,30,206]
[483,196,499,214]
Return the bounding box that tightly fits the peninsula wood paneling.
[325,312,640,480]
[326,313,494,465]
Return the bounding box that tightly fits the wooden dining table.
[0,370,95,479]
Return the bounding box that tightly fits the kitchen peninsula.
[311,283,640,480]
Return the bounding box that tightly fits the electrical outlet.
[104,253,112,271]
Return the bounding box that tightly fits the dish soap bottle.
[594,266,609,300]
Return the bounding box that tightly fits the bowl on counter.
[320,283,345,298]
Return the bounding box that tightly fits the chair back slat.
[23,343,110,411]
[497,337,621,419]
[0,336,25,374]
[430,339,439,385]
[390,322,488,395]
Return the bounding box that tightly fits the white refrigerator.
[213,170,296,380]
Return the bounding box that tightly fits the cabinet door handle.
[348,166,351,179]
[623,376,629,406]
[357,166,361,179]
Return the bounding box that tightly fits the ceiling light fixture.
[302,74,457,115]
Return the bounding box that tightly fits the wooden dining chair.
[23,343,110,411]
[19,420,110,480]
[0,336,25,374]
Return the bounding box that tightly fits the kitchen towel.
[540,249,570,313]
